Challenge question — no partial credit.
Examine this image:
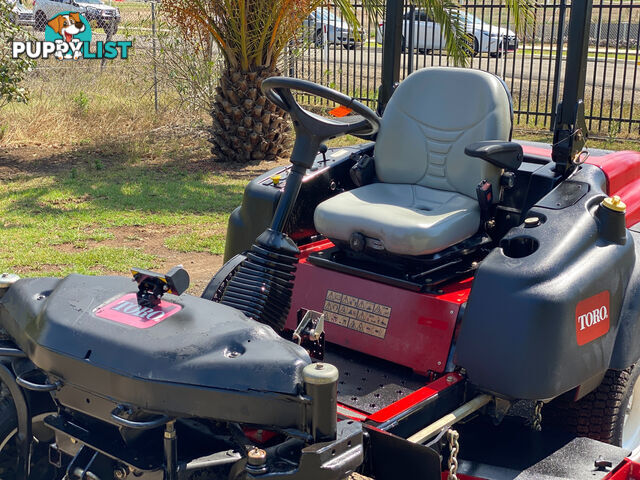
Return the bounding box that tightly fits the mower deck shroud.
[0,274,313,428]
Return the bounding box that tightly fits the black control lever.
[319,144,328,164]
[132,266,190,307]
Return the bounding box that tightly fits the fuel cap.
[524,216,541,228]
[602,195,626,213]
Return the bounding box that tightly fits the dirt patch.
[56,225,225,295]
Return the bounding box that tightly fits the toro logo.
[95,293,181,329]
[576,290,610,346]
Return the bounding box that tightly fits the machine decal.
[95,293,181,329]
[576,290,610,345]
[323,289,390,339]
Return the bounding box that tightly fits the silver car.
[8,0,35,26]
[303,7,364,49]
[33,0,120,34]
[377,9,518,57]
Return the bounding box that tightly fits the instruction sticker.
[322,290,391,339]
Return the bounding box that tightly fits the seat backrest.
[374,67,513,200]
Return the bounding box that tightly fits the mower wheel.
[544,365,640,448]
[0,385,61,479]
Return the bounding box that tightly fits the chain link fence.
[6,0,640,143]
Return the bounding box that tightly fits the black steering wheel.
[261,77,380,170]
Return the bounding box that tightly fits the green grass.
[0,138,247,278]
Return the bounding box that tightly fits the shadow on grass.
[0,133,261,219]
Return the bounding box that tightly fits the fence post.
[152,1,159,114]
[550,0,567,131]
[407,4,415,75]
[378,0,404,114]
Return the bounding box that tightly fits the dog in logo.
[47,13,85,59]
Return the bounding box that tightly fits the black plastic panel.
[0,275,312,425]
[456,416,629,480]
[456,164,636,400]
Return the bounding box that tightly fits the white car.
[377,9,518,57]
[33,0,120,34]
[303,7,365,49]
[8,0,34,26]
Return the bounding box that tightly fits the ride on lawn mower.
[3,0,640,479]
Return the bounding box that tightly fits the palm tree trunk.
[210,65,290,162]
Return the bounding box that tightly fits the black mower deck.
[456,416,630,480]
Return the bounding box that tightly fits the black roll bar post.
[551,0,593,176]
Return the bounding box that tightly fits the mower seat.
[314,67,513,256]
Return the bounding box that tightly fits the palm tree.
[163,0,532,163]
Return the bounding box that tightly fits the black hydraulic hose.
[0,362,31,480]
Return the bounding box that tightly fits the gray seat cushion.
[313,67,513,256]
[313,183,480,256]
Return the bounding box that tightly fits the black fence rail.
[287,0,640,139]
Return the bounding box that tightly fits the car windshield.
[78,0,105,5]
[314,8,337,22]
[452,11,483,25]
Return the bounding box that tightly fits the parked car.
[8,0,34,27]
[377,8,518,57]
[33,0,120,35]
[302,7,365,49]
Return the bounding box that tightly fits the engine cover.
[0,275,311,423]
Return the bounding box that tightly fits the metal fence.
[9,0,640,139]
[288,0,640,138]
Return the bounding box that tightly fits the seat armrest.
[464,141,523,171]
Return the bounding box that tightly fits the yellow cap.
[271,174,281,186]
[602,195,626,213]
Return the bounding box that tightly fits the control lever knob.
[319,144,328,164]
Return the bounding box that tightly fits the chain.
[532,401,543,431]
[447,428,460,480]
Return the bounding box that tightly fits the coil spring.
[219,243,298,331]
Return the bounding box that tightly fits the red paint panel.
[521,144,553,159]
[587,151,640,227]
[94,293,181,329]
[603,458,640,480]
[286,256,463,374]
[367,372,462,423]
[441,473,488,480]
[576,290,611,346]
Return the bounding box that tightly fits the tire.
[34,10,46,32]
[0,387,61,479]
[462,34,478,57]
[104,20,118,36]
[490,42,504,58]
[314,30,324,48]
[544,365,640,448]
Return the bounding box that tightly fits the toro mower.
[2,0,640,479]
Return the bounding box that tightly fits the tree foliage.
[0,1,33,108]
